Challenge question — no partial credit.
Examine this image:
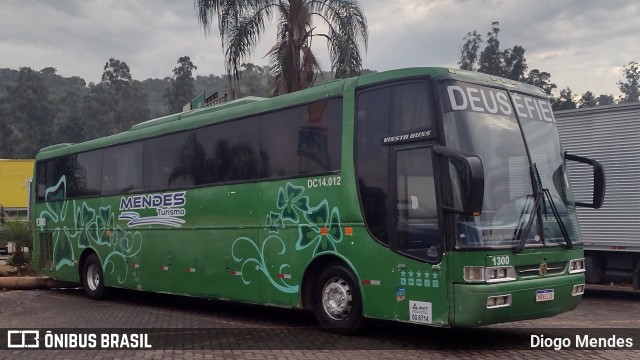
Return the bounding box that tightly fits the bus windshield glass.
[441,80,580,249]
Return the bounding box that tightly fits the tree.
[459,21,531,81]
[578,92,614,108]
[4,67,55,157]
[596,94,615,106]
[165,56,198,114]
[101,58,133,87]
[523,69,557,96]
[578,91,597,108]
[195,0,368,96]
[618,61,639,103]
[3,220,33,275]
[552,87,577,111]
[236,63,270,97]
[81,82,115,140]
[502,45,527,81]
[101,58,149,132]
[78,59,150,140]
[53,90,85,143]
[477,22,504,77]
[0,95,14,157]
[458,30,482,71]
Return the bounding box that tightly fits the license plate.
[536,289,554,302]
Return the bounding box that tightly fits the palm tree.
[195,0,368,96]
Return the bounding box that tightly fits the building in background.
[0,159,33,219]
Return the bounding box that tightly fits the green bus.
[31,67,604,331]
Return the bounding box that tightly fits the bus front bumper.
[453,274,585,327]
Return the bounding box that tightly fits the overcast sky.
[1,0,638,98]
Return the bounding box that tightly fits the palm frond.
[316,0,368,78]
[197,0,368,95]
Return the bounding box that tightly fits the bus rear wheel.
[82,253,108,300]
[313,264,363,333]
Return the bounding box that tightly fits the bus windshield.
[441,80,580,249]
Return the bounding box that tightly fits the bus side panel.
[185,183,261,302]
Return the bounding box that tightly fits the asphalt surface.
[0,286,638,359]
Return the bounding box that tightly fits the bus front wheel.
[313,264,363,333]
[82,253,108,300]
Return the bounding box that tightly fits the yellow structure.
[0,159,33,216]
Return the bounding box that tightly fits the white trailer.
[556,102,640,289]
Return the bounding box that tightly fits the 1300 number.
[491,255,510,266]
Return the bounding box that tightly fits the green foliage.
[0,220,32,275]
[523,69,557,96]
[5,250,31,276]
[578,91,597,108]
[552,87,577,111]
[460,21,537,82]
[618,61,639,103]
[458,30,482,71]
[236,63,270,97]
[165,56,198,114]
[477,22,507,77]
[3,68,55,158]
[596,94,615,106]
[4,220,32,250]
[195,0,368,96]
[79,58,151,140]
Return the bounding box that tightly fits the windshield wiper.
[541,191,572,249]
[513,192,540,254]
[514,164,572,253]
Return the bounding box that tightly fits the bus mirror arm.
[433,145,484,216]
[565,152,606,209]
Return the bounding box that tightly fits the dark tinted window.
[36,160,61,201]
[63,151,102,198]
[261,99,342,179]
[102,142,143,195]
[356,81,435,245]
[36,98,343,201]
[143,131,196,191]
[196,118,260,184]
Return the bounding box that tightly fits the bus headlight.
[568,258,585,274]
[487,294,512,308]
[463,266,516,283]
[485,266,516,283]
[463,266,485,282]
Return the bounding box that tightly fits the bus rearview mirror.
[433,145,484,216]
[565,152,606,209]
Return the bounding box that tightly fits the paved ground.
[0,286,638,359]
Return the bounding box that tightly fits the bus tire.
[584,255,604,284]
[82,253,108,300]
[313,264,363,334]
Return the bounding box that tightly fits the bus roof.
[35,67,547,161]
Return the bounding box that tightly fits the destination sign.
[444,83,555,123]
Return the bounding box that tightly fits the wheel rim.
[86,263,100,291]
[321,276,353,321]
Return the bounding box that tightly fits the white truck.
[556,102,640,290]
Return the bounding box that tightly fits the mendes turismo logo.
[7,330,40,348]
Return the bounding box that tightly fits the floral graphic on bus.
[231,182,343,293]
[37,176,142,284]
[296,199,343,254]
[276,183,311,223]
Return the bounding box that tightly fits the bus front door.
[392,145,449,326]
